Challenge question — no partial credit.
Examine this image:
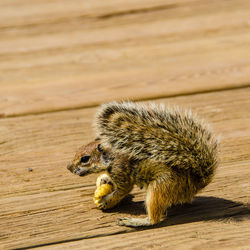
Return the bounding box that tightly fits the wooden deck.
[0,0,249,249]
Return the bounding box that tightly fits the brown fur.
[67,102,218,227]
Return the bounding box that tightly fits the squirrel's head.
[67,138,111,176]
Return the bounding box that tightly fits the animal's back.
[96,102,218,187]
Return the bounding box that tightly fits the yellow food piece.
[93,184,113,206]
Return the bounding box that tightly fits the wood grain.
[0,88,249,249]
[0,1,249,249]
[1,0,250,117]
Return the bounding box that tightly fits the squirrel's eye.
[80,155,90,163]
[97,144,103,152]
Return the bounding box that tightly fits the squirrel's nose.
[67,163,73,172]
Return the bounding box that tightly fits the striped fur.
[96,101,218,187]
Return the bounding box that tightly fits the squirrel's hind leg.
[117,178,172,227]
[117,217,151,227]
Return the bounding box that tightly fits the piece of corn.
[93,183,113,206]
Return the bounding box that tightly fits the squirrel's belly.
[134,160,167,189]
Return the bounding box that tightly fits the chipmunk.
[67,102,218,227]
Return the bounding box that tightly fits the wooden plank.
[37,218,250,250]
[1,0,250,117]
[0,88,249,249]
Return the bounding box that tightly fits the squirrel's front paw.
[96,173,113,187]
[94,183,113,208]
[97,196,108,210]
[97,194,114,210]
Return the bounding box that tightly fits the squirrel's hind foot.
[117,217,156,227]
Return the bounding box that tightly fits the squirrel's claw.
[97,193,119,210]
[97,196,109,210]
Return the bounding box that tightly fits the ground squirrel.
[67,101,218,227]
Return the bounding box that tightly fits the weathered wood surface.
[0,88,249,249]
[1,0,250,117]
[1,0,250,249]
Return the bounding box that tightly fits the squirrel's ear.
[97,144,103,152]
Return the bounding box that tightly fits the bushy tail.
[96,101,218,181]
